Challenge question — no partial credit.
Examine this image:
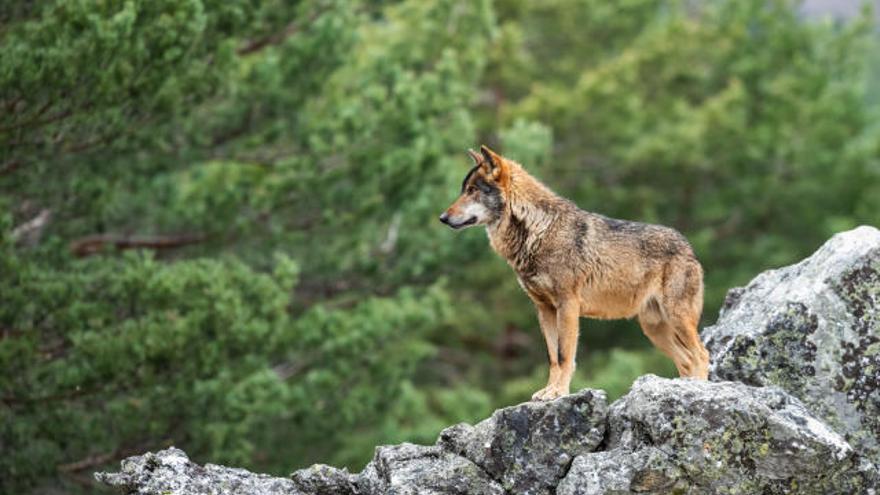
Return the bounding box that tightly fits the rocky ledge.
[97,227,880,495]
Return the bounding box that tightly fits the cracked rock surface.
[704,225,880,466]
[95,447,302,495]
[97,227,880,495]
[592,375,875,494]
[437,389,607,494]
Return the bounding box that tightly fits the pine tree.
[1,0,492,491]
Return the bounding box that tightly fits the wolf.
[440,145,710,401]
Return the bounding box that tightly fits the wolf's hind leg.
[668,312,709,379]
[638,310,694,377]
[638,298,708,378]
[650,260,709,379]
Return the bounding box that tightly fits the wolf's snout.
[439,212,450,225]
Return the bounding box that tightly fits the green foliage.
[2,0,880,493]
[332,381,494,467]
[2,0,491,491]
[0,236,448,491]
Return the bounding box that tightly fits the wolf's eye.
[467,186,476,194]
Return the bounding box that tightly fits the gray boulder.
[704,225,880,465]
[95,447,303,495]
[96,390,609,495]
[356,443,503,495]
[289,463,358,494]
[556,447,687,495]
[438,388,607,495]
[570,375,874,494]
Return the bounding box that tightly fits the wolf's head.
[439,145,510,229]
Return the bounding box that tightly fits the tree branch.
[237,22,303,55]
[2,386,93,407]
[0,159,22,175]
[235,6,329,57]
[70,233,206,257]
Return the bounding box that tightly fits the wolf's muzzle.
[439,213,476,229]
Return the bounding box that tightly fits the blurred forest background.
[3,0,880,493]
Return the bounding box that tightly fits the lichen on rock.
[437,388,607,494]
[705,226,880,466]
[356,443,504,495]
[593,375,872,494]
[95,447,303,495]
[556,447,686,495]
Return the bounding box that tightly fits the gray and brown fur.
[440,146,709,401]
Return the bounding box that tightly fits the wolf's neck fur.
[487,162,569,274]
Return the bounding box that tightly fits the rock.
[95,447,303,495]
[357,443,504,495]
[556,447,686,495]
[588,375,874,494]
[95,391,609,495]
[437,388,607,495]
[704,226,880,465]
[289,463,358,494]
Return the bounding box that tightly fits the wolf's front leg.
[531,302,560,401]
[533,299,580,401]
[553,300,581,398]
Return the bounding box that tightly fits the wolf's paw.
[531,385,567,401]
[531,387,550,401]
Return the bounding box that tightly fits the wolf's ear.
[480,145,506,180]
[467,149,482,165]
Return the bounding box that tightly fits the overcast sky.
[801,0,879,21]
